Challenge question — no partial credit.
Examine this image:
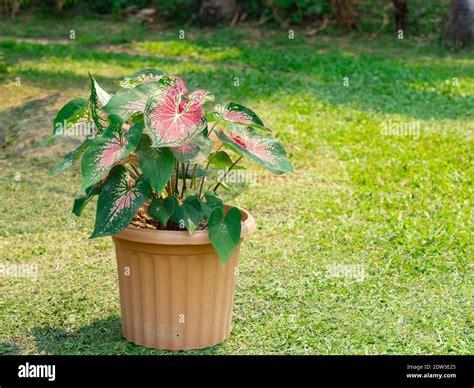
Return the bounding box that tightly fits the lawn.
[0,13,472,355]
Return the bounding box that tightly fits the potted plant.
[42,69,293,350]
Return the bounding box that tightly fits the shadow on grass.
[32,316,223,355]
[0,342,20,355]
[1,37,472,121]
[0,94,60,152]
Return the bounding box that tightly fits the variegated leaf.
[89,73,111,133]
[81,117,143,190]
[170,134,212,164]
[144,76,209,147]
[40,98,90,147]
[119,69,165,88]
[216,125,294,175]
[90,165,152,238]
[187,89,215,106]
[49,138,92,176]
[215,102,264,126]
[103,81,162,121]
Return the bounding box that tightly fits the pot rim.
[113,205,256,245]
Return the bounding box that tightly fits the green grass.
[0,13,473,355]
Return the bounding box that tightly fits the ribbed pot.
[112,206,255,351]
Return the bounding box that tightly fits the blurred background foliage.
[0,0,452,37]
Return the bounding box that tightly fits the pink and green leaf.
[119,69,165,89]
[187,89,215,106]
[81,117,143,190]
[144,76,209,147]
[90,165,152,238]
[216,125,294,175]
[215,102,264,127]
[170,134,212,164]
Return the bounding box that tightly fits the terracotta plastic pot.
[112,206,256,351]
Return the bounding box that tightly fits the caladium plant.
[44,69,294,264]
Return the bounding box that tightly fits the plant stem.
[126,167,139,180]
[181,163,188,198]
[190,164,197,189]
[174,161,179,195]
[198,144,223,197]
[130,163,140,177]
[207,120,221,136]
[166,181,172,197]
[207,144,223,170]
[213,156,242,193]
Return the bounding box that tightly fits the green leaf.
[219,180,231,192]
[148,195,178,225]
[103,81,162,121]
[205,111,221,122]
[40,97,90,147]
[80,116,143,190]
[201,191,224,219]
[171,194,202,234]
[72,184,101,217]
[131,112,144,124]
[119,69,165,88]
[208,150,234,169]
[136,135,175,195]
[182,188,199,197]
[48,139,92,176]
[89,73,111,133]
[192,167,209,177]
[208,207,242,264]
[90,166,152,238]
[171,134,212,164]
[216,125,294,175]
